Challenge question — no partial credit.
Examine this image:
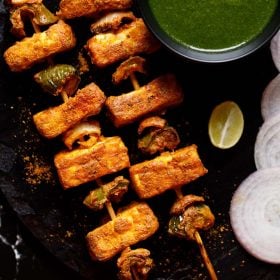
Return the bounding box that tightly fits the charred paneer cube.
[129,145,208,199]
[4,20,76,72]
[86,18,160,68]
[54,136,130,189]
[86,201,159,261]
[33,83,106,139]
[106,74,184,127]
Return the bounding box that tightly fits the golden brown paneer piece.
[4,20,76,72]
[106,74,184,127]
[54,136,130,189]
[7,0,42,5]
[86,18,161,68]
[129,145,208,199]
[57,0,133,19]
[86,201,159,261]
[90,11,136,35]
[33,83,106,139]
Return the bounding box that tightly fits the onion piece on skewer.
[62,120,101,150]
[261,74,280,121]
[230,168,280,264]
[254,114,280,169]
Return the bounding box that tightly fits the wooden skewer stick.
[96,178,141,280]
[61,91,69,103]
[30,18,41,33]
[131,269,140,280]
[96,178,116,220]
[174,187,218,280]
[174,187,184,199]
[130,72,140,90]
[30,18,69,103]
[194,231,218,280]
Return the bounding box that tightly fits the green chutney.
[148,0,278,52]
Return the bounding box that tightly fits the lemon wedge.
[208,101,244,149]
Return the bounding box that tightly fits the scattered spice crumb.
[65,230,73,238]
[23,154,54,186]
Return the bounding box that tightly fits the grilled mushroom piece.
[137,116,167,135]
[83,176,129,211]
[168,195,215,241]
[170,194,205,216]
[117,247,154,280]
[112,56,147,86]
[9,3,58,38]
[137,116,180,155]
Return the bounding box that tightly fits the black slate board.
[1,1,280,279]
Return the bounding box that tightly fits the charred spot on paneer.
[57,0,133,19]
[106,74,184,127]
[54,136,130,189]
[86,202,159,261]
[33,82,106,139]
[86,18,161,68]
[4,20,76,72]
[129,145,208,199]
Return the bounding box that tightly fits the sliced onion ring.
[230,168,280,264]
[261,74,280,121]
[254,114,280,169]
[270,29,280,71]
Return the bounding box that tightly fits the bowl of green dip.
[136,0,280,62]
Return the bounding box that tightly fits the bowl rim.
[136,0,280,63]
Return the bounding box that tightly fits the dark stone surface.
[0,191,83,280]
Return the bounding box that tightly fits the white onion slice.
[230,168,280,264]
[62,120,101,150]
[270,29,280,71]
[261,74,280,121]
[254,114,280,169]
